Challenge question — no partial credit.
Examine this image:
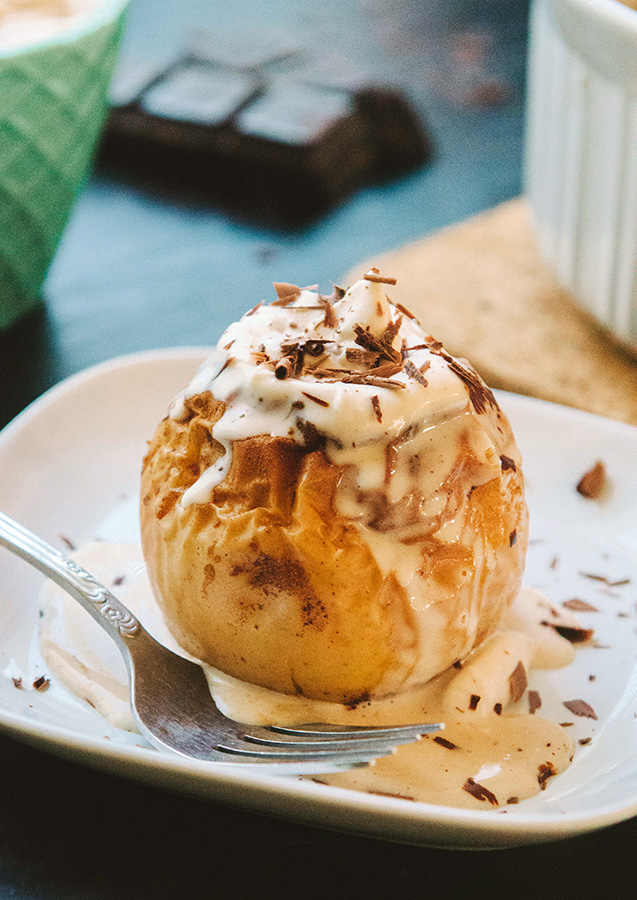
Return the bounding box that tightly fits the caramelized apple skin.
[140,390,528,703]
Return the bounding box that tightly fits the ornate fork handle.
[0,512,142,651]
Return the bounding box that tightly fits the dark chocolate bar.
[99,50,431,228]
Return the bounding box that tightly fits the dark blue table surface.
[2,2,636,898]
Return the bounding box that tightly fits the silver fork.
[0,512,442,774]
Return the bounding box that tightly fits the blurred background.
[0,0,531,423]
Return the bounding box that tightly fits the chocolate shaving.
[112,575,125,586]
[537,762,557,789]
[275,356,296,380]
[318,297,337,329]
[382,316,403,347]
[579,737,593,745]
[507,797,519,805]
[32,676,50,692]
[580,572,630,587]
[509,661,528,702]
[304,340,324,357]
[312,369,405,390]
[353,324,402,365]
[332,284,347,300]
[433,735,458,750]
[371,395,383,423]
[59,534,76,551]
[469,693,481,710]
[371,362,404,378]
[500,455,517,472]
[493,702,502,715]
[448,360,498,415]
[368,790,416,801]
[462,778,499,806]
[394,301,418,321]
[421,341,499,415]
[363,272,397,285]
[12,677,23,689]
[301,392,329,408]
[346,347,379,366]
[245,301,264,317]
[528,690,542,714]
[404,359,428,387]
[553,625,595,644]
[563,699,598,720]
[576,460,607,499]
[509,529,517,547]
[272,282,301,305]
[562,598,599,612]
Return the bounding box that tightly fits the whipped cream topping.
[169,273,514,614]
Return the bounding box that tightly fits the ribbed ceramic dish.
[525,0,637,351]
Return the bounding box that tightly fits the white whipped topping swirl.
[171,273,500,499]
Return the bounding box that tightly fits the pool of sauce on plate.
[39,543,583,810]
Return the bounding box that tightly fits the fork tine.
[241,722,442,751]
[213,741,394,763]
[262,722,444,740]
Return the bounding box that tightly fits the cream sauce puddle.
[39,542,587,811]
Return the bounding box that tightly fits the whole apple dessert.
[140,272,528,704]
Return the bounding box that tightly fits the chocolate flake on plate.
[563,699,598,720]
[32,676,50,692]
[12,677,23,689]
[433,735,458,750]
[580,573,630,587]
[579,737,592,746]
[528,690,542,714]
[462,778,499,806]
[576,460,607,499]
[553,625,595,644]
[537,762,557,790]
[469,693,481,710]
[508,661,528,703]
[562,598,599,612]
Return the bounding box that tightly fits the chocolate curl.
[274,356,295,380]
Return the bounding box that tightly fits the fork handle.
[0,511,145,657]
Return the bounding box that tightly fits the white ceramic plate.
[0,350,636,850]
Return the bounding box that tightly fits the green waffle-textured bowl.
[0,0,128,330]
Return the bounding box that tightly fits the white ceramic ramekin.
[524,0,637,350]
